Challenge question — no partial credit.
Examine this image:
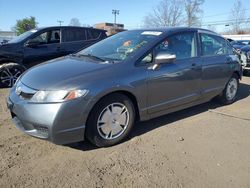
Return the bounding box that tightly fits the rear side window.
[86,29,101,40]
[62,28,86,42]
[201,34,227,56]
[91,30,101,39]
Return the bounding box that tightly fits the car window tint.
[91,30,101,39]
[86,29,93,40]
[33,32,48,44]
[201,34,227,56]
[63,28,86,42]
[32,30,60,45]
[155,32,196,60]
[49,30,60,43]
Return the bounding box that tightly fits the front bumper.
[6,89,89,145]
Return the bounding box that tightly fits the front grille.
[15,81,37,100]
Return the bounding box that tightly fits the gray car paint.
[7,27,242,144]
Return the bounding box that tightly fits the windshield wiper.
[72,53,106,62]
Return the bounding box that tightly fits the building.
[94,22,126,36]
[0,31,16,43]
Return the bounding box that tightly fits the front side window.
[154,32,197,60]
[80,30,161,61]
[201,34,227,56]
[32,30,60,45]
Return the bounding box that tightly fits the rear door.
[60,28,93,55]
[199,32,233,99]
[23,29,61,67]
[146,31,202,114]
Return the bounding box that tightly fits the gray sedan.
[7,28,242,147]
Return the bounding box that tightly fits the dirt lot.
[0,77,250,188]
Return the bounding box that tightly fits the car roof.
[131,27,219,36]
[35,26,106,32]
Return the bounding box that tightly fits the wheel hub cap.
[97,103,129,140]
[226,78,238,101]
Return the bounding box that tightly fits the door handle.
[191,63,201,70]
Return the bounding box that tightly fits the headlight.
[30,89,88,103]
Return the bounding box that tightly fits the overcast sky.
[0,0,249,32]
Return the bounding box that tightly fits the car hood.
[240,45,250,52]
[20,56,114,90]
[233,44,245,50]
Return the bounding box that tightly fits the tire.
[86,93,135,147]
[216,73,239,105]
[0,63,25,88]
[243,70,250,76]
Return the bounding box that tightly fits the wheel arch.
[86,90,141,124]
[233,70,241,80]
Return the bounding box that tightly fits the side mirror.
[25,39,40,47]
[155,52,176,64]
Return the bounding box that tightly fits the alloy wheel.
[0,67,22,87]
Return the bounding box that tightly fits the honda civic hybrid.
[7,28,242,147]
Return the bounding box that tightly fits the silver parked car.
[7,28,242,147]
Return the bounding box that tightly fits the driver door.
[23,29,61,67]
[146,32,202,114]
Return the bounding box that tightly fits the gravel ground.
[0,77,250,188]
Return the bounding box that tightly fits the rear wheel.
[86,93,135,147]
[0,63,25,87]
[243,69,250,76]
[217,73,239,105]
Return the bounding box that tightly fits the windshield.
[8,29,37,43]
[79,30,162,61]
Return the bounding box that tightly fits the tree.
[13,16,38,35]
[69,18,81,26]
[143,0,184,27]
[184,0,204,27]
[230,0,246,34]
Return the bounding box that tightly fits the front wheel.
[217,74,239,105]
[0,63,25,87]
[86,93,135,147]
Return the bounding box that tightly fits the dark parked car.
[230,40,250,51]
[239,45,250,74]
[7,28,242,147]
[0,26,107,87]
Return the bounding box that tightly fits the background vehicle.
[230,40,250,51]
[7,28,242,147]
[240,45,250,75]
[0,26,107,87]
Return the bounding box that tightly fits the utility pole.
[112,9,119,27]
[57,20,64,26]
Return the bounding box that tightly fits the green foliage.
[13,16,38,35]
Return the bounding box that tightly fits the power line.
[57,20,64,26]
[202,8,250,19]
